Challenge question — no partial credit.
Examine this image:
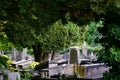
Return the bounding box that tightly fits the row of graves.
[32,43,109,80]
[0,48,34,80]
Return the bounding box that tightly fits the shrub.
[0,55,13,68]
[27,61,39,70]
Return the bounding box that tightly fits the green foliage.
[109,47,120,63]
[40,20,84,51]
[0,55,13,68]
[0,1,120,79]
[27,61,39,70]
[97,8,120,80]
[98,47,120,80]
[87,44,103,52]
[4,21,36,48]
[21,72,31,80]
[27,49,34,55]
[103,71,120,80]
[85,20,103,46]
[0,32,13,50]
[90,0,120,14]
[0,2,118,47]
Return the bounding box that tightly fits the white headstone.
[82,41,88,57]
[7,72,20,80]
[21,48,27,60]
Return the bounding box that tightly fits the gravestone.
[0,71,3,80]
[69,47,80,64]
[11,48,17,61]
[82,41,88,57]
[69,49,78,64]
[0,75,3,80]
[90,52,95,61]
[0,50,4,55]
[11,48,29,61]
[21,48,27,60]
[7,72,20,80]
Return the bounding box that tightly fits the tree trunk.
[42,51,49,62]
[51,50,56,60]
[32,44,42,62]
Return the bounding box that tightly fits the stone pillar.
[12,48,17,61]
[82,41,88,57]
[0,50,4,55]
[7,72,20,80]
[68,47,80,64]
[69,48,78,64]
[0,71,3,80]
[21,48,27,60]
[0,75,3,80]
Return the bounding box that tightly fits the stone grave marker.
[69,48,78,64]
[11,48,17,61]
[21,48,27,60]
[82,41,88,57]
[7,72,20,80]
[0,71,3,80]
[0,50,4,55]
[11,48,29,61]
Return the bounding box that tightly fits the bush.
[27,61,39,70]
[98,47,120,80]
[0,55,13,68]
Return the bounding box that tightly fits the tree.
[43,20,84,50]
[0,0,63,62]
[33,20,85,61]
[93,1,120,80]
[0,0,94,62]
[84,20,103,47]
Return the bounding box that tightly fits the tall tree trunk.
[32,44,42,62]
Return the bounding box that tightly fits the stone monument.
[11,48,17,61]
[21,48,27,60]
[82,41,88,57]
